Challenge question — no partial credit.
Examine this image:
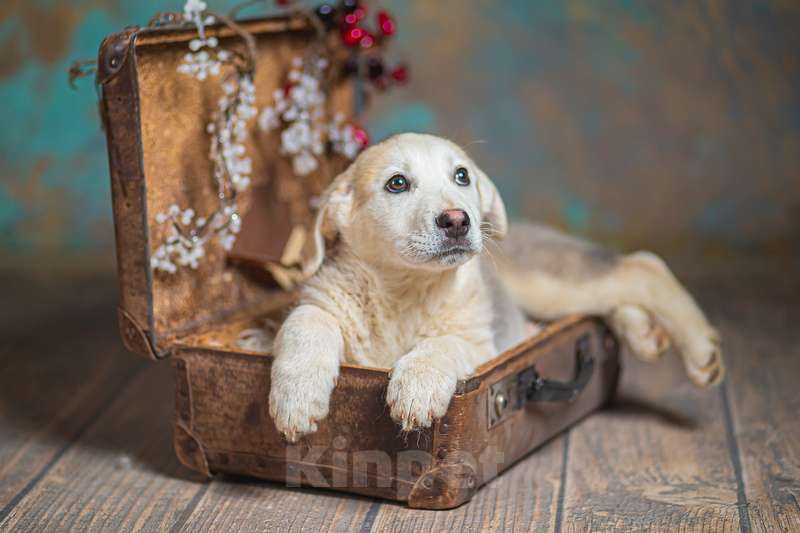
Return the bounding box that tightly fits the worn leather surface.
[173,317,619,509]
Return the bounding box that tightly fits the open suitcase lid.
[99,15,353,359]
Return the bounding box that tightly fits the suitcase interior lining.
[172,297,548,376]
[131,19,353,347]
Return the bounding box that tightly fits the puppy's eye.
[454,167,470,186]
[385,174,410,193]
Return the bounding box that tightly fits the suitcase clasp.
[488,334,595,428]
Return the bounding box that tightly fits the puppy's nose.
[435,209,470,238]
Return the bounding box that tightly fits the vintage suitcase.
[99,14,621,509]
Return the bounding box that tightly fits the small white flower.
[233,176,250,192]
[283,105,299,122]
[258,107,278,131]
[293,150,318,176]
[221,234,236,251]
[184,0,207,19]
[330,123,362,159]
[177,51,222,80]
[181,209,194,225]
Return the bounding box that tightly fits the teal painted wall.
[1,1,799,261]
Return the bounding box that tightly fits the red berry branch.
[278,1,408,96]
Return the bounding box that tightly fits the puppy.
[268,133,723,442]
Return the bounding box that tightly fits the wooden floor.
[0,264,798,532]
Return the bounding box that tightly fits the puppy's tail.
[492,222,723,387]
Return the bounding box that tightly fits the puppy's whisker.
[479,228,507,269]
[481,239,500,271]
[479,220,500,234]
[484,238,507,265]
[464,139,488,148]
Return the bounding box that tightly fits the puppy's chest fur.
[299,253,497,367]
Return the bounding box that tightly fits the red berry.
[359,32,376,48]
[276,0,291,5]
[342,26,364,47]
[283,82,295,97]
[390,65,408,83]
[353,126,369,146]
[344,6,366,25]
[377,10,396,36]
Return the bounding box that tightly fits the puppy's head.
[304,133,507,275]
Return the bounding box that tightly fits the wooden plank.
[560,345,741,531]
[177,473,376,532]
[0,271,144,514]
[712,295,800,532]
[2,265,795,530]
[0,363,208,532]
[363,434,566,532]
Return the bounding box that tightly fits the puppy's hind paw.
[682,331,725,387]
[609,304,671,363]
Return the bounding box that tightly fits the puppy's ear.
[302,167,354,277]
[475,167,508,239]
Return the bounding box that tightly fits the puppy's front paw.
[269,365,336,443]
[386,358,456,432]
[681,328,725,387]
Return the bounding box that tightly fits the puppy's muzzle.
[436,209,470,239]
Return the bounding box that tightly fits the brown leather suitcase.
[99,14,621,509]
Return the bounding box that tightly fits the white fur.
[268,133,724,442]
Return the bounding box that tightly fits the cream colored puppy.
[268,133,723,442]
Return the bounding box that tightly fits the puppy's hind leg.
[496,223,723,387]
[614,252,723,386]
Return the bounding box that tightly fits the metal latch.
[488,333,595,428]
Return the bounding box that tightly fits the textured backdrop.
[1,0,798,264]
